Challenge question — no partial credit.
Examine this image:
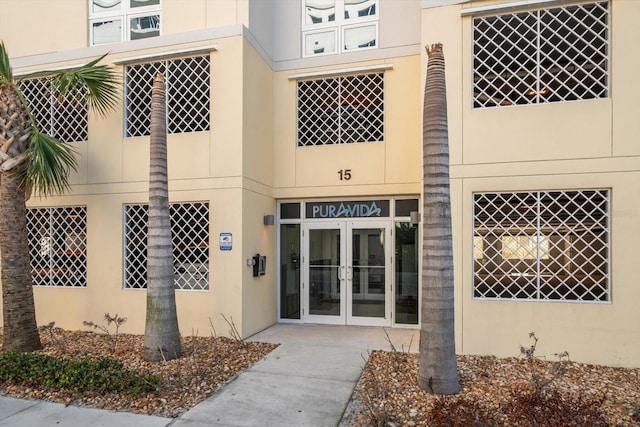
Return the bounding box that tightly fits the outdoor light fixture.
[410,211,420,225]
[263,215,275,226]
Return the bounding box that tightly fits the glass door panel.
[304,222,346,324]
[395,222,418,324]
[347,221,390,326]
[279,224,301,320]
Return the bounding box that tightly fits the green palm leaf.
[0,41,12,83]
[51,54,120,118]
[25,130,79,197]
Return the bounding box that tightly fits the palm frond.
[0,41,12,83]
[51,53,119,117]
[25,131,79,197]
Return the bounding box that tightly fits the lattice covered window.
[27,207,87,287]
[124,202,210,290]
[125,55,210,137]
[19,78,88,143]
[297,73,384,146]
[473,2,609,108]
[473,190,609,302]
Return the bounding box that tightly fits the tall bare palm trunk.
[0,83,41,352]
[143,74,181,361]
[418,43,459,395]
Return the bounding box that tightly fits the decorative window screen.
[473,190,609,302]
[473,1,609,108]
[125,55,210,137]
[19,78,88,143]
[27,207,87,287]
[124,202,210,290]
[297,73,384,146]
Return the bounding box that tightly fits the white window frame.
[471,1,609,108]
[301,0,379,58]
[89,0,162,46]
[472,189,610,303]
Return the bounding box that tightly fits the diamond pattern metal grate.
[473,2,608,108]
[297,72,384,146]
[19,78,88,142]
[473,190,609,302]
[27,207,87,287]
[125,55,210,137]
[124,202,210,290]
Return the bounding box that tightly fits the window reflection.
[344,0,376,19]
[130,15,160,40]
[343,24,376,51]
[131,0,159,7]
[304,30,336,56]
[92,19,122,45]
[304,0,336,25]
[92,0,122,13]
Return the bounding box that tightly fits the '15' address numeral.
[338,169,352,181]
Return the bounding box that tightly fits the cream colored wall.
[273,56,422,200]
[611,0,640,157]
[423,0,640,367]
[241,189,277,337]
[0,0,249,58]
[456,172,640,367]
[0,0,87,57]
[8,34,252,337]
[239,37,277,337]
[27,188,245,337]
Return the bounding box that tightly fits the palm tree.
[418,43,459,395]
[143,73,181,361]
[0,41,118,352]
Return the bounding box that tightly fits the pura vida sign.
[306,200,390,219]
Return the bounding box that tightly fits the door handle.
[338,266,345,281]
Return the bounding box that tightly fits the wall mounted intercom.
[252,254,266,277]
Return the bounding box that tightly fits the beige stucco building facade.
[0,0,637,367]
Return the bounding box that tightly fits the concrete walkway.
[0,324,419,427]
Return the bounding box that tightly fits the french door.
[303,220,391,326]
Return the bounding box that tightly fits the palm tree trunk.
[418,43,459,395]
[143,73,181,361]
[0,168,42,351]
[0,82,41,352]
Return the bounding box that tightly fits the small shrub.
[83,313,127,354]
[38,321,68,352]
[427,395,497,427]
[504,385,608,426]
[0,352,159,396]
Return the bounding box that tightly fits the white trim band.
[461,0,582,16]
[288,63,393,80]
[112,43,218,64]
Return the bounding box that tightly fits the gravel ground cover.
[342,350,640,426]
[0,328,277,418]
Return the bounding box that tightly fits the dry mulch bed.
[343,351,640,426]
[0,328,277,418]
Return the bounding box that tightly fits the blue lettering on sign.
[311,201,382,218]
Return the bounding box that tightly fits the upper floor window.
[302,0,378,57]
[473,2,608,108]
[473,189,609,302]
[19,77,88,143]
[297,72,384,146]
[125,55,210,137]
[90,0,161,46]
